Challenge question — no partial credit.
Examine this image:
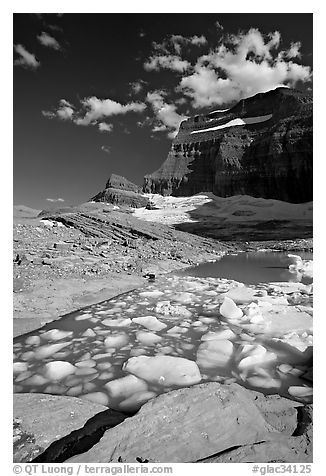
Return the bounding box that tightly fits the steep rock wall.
[143,88,312,203]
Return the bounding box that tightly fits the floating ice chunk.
[132,316,167,331]
[268,282,311,295]
[22,374,49,386]
[170,292,194,304]
[238,351,276,371]
[13,362,28,375]
[287,254,303,267]
[239,333,255,341]
[196,340,234,369]
[246,375,281,389]
[102,318,132,327]
[75,314,92,321]
[192,321,204,327]
[82,328,96,337]
[155,346,174,355]
[15,371,32,382]
[25,336,41,346]
[272,331,313,353]
[182,281,209,292]
[98,371,114,380]
[139,290,164,298]
[136,331,162,345]
[244,303,264,323]
[44,384,67,395]
[119,391,157,412]
[220,297,243,320]
[75,368,98,376]
[81,392,109,406]
[34,342,70,360]
[97,362,112,370]
[104,333,129,349]
[166,326,186,335]
[130,348,147,357]
[180,342,195,350]
[43,361,76,380]
[123,355,201,387]
[201,329,236,341]
[225,287,258,304]
[199,317,216,324]
[257,296,289,307]
[66,385,83,396]
[21,351,35,361]
[278,364,293,374]
[93,353,112,360]
[155,301,192,318]
[40,329,73,341]
[288,386,313,398]
[104,374,148,400]
[75,360,96,368]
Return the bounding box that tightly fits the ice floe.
[220,297,243,320]
[196,340,234,369]
[13,271,313,410]
[132,316,167,331]
[123,355,202,387]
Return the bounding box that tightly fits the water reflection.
[177,251,313,285]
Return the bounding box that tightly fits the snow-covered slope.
[133,194,312,226]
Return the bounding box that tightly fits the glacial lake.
[13,251,313,412]
[177,251,313,285]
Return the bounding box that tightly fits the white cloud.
[42,110,55,118]
[146,90,188,137]
[101,145,111,154]
[144,55,190,72]
[42,99,74,121]
[74,97,146,126]
[215,20,224,31]
[285,42,302,59]
[14,44,40,69]
[46,198,65,202]
[178,28,311,108]
[144,34,207,72]
[43,97,146,130]
[98,122,113,132]
[130,80,147,94]
[37,32,61,50]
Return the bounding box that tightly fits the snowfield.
[191,114,273,134]
[133,193,312,226]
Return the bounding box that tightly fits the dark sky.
[13,13,313,209]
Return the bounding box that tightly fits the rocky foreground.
[13,202,313,464]
[13,383,312,463]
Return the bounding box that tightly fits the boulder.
[69,383,280,463]
[13,393,126,462]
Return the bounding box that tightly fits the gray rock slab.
[70,382,280,463]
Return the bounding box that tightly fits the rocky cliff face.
[91,174,149,208]
[143,88,312,203]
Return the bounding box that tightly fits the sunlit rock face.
[143,88,312,203]
[91,174,149,208]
